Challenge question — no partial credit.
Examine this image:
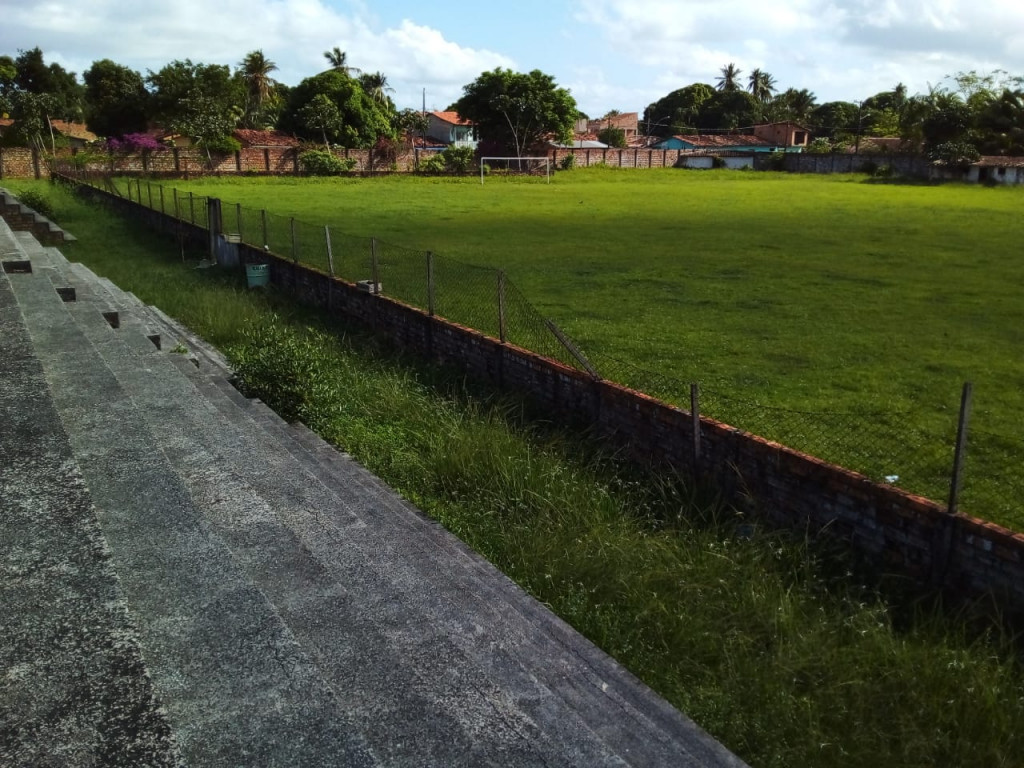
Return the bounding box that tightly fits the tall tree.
[747,68,776,103]
[146,59,242,138]
[0,55,16,117]
[83,59,148,137]
[772,88,818,123]
[14,47,82,121]
[715,63,742,92]
[323,47,361,76]
[358,71,393,109]
[453,68,577,156]
[279,69,392,148]
[696,89,760,130]
[238,49,280,129]
[643,83,713,136]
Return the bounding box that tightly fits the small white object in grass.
[884,475,899,484]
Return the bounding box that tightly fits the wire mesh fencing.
[60,170,1021,528]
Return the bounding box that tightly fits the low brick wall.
[65,176,1024,616]
[0,148,42,179]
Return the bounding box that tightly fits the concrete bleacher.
[0,212,746,767]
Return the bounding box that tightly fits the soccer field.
[175,168,1024,527]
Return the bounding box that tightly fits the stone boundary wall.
[62,176,1024,617]
[1,146,440,179]
[4,144,937,179]
[0,148,42,179]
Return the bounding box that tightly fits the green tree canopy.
[13,47,82,121]
[279,69,393,148]
[83,59,148,137]
[643,83,713,136]
[453,68,577,155]
[811,101,860,139]
[696,89,761,130]
[146,59,242,131]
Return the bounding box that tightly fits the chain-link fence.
[58,170,1023,528]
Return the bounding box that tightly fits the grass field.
[162,168,1024,527]
[13,178,1024,768]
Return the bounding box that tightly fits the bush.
[199,135,242,155]
[416,152,447,174]
[806,137,833,154]
[14,188,56,220]
[711,156,727,169]
[299,149,356,176]
[559,153,576,171]
[442,145,476,174]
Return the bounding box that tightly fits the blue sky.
[2,0,1023,118]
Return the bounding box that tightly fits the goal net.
[479,157,551,184]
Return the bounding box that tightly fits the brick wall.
[63,176,1024,617]
[0,148,41,179]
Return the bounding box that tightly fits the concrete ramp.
[0,216,747,767]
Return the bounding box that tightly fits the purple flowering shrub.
[106,133,167,153]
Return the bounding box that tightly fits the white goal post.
[480,157,551,184]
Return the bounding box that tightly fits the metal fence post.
[426,251,435,316]
[371,238,380,294]
[172,188,179,219]
[147,182,153,209]
[236,202,242,240]
[497,269,507,343]
[188,192,195,224]
[290,217,298,264]
[691,383,702,470]
[947,381,973,515]
[325,226,335,277]
[159,185,165,214]
[261,209,268,249]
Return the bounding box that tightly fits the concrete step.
[83,310,616,766]
[5,262,376,767]
[6,228,746,767]
[0,263,180,767]
[164,334,741,767]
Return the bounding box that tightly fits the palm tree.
[359,71,394,106]
[323,47,361,76]
[747,68,776,103]
[776,87,817,123]
[716,63,742,92]
[238,49,278,129]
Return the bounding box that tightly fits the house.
[424,111,477,149]
[651,133,774,152]
[587,112,640,140]
[751,122,809,150]
[48,120,99,149]
[552,132,608,149]
[967,156,1024,184]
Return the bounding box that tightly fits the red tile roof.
[49,120,99,142]
[671,134,772,148]
[232,129,300,148]
[975,155,1024,168]
[429,111,473,126]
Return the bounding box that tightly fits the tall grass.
[14,179,1024,768]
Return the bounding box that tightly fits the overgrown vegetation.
[16,178,1024,768]
[298,148,357,175]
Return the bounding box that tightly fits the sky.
[2,0,1023,119]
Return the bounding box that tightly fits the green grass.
[150,169,1024,528]
[12,178,1024,768]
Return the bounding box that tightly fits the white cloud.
[0,0,514,109]
[574,0,1024,103]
